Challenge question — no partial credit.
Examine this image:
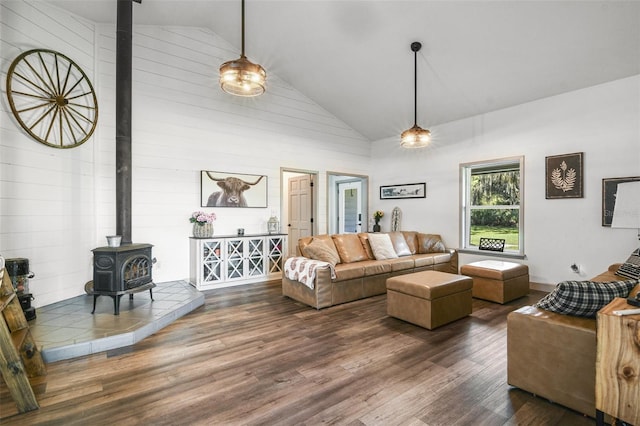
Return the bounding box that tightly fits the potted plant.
[190,211,217,238]
[373,210,384,232]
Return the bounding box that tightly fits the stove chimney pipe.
[115,0,136,245]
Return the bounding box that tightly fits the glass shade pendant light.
[219,0,266,97]
[400,42,431,148]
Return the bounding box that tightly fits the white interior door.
[338,181,362,233]
[288,175,312,256]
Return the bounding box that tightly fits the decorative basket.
[193,223,214,238]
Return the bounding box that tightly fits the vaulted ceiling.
[51,0,640,142]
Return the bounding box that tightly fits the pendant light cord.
[400,41,430,148]
[410,41,422,127]
[241,0,245,56]
[413,48,417,126]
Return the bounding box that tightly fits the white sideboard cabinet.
[189,234,287,290]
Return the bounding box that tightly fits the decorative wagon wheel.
[5,49,98,149]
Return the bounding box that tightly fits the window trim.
[460,156,525,257]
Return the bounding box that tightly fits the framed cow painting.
[201,171,268,208]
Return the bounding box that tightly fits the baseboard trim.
[530,281,554,293]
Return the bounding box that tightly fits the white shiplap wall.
[1,1,98,307]
[1,2,371,307]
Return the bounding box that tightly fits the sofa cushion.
[534,279,639,318]
[333,262,365,281]
[301,238,340,266]
[430,252,453,265]
[412,254,435,268]
[357,233,376,260]
[417,233,447,254]
[388,232,412,256]
[384,256,415,271]
[299,235,339,262]
[332,234,368,263]
[402,231,419,254]
[367,233,399,260]
[359,260,392,276]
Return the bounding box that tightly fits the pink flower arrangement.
[190,211,216,225]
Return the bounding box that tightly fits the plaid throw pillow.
[534,279,639,318]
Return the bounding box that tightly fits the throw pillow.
[302,238,340,266]
[357,233,376,260]
[534,279,639,318]
[402,231,419,254]
[367,233,399,260]
[417,233,447,254]
[331,234,368,263]
[388,232,412,257]
[615,248,640,280]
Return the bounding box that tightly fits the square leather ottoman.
[460,260,529,304]
[386,270,472,330]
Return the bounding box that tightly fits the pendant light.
[400,42,431,148]
[219,0,266,97]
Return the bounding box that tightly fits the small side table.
[595,297,640,426]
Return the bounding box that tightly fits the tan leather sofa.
[507,264,640,417]
[282,231,458,309]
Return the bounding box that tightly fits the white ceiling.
[50,0,640,142]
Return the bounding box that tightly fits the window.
[460,156,524,256]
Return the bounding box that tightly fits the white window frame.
[460,156,525,258]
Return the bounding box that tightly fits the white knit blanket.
[284,257,336,290]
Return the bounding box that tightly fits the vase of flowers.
[373,210,384,232]
[190,211,216,238]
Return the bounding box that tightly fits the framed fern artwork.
[545,152,584,199]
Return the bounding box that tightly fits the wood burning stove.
[88,0,155,316]
[91,243,155,315]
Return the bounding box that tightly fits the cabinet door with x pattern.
[225,237,265,282]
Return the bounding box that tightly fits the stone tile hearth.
[28,280,204,363]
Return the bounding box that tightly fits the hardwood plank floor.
[1,281,595,425]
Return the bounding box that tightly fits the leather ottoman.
[460,260,529,304]
[386,270,473,330]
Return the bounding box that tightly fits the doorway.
[337,180,362,233]
[281,169,318,257]
[327,172,368,235]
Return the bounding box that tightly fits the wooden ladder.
[0,265,46,413]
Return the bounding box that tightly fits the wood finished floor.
[1,281,595,425]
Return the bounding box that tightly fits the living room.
[1,0,639,423]
[2,0,638,308]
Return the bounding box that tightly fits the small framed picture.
[201,171,267,208]
[602,176,640,226]
[545,152,584,199]
[380,182,426,200]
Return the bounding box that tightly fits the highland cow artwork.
[201,171,267,208]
